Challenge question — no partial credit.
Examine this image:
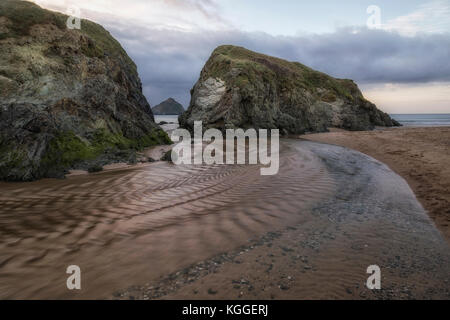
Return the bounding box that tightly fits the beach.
[1,124,449,299]
[116,140,450,300]
[301,127,450,243]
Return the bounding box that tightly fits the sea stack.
[152,98,185,115]
[179,45,400,133]
[0,0,170,181]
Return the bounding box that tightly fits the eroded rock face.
[0,1,170,181]
[179,45,400,134]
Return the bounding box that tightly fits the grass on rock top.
[0,0,137,72]
[0,0,66,39]
[206,45,359,101]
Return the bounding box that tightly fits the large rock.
[0,0,171,181]
[180,45,400,133]
[152,98,185,115]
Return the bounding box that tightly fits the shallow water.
[390,114,450,127]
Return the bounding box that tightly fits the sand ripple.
[0,140,334,299]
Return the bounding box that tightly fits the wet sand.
[301,127,450,243]
[1,138,448,299]
[0,140,334,299]
[117,141,450,300]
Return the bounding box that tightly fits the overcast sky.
[32,0,450,113]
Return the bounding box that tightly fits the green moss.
[41,132,99,169]
[0,1,136,72]
[76,19,137,72]
[41,128,172,171]
[133,129,172,149]
[91,128,132,150]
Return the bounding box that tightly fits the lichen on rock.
[179,45,400,134]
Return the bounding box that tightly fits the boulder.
[180,45,400,134]
[0,0,171,181]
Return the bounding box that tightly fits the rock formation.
[180,45,400,134]
[0,0,170,181]
[152,98,185,115]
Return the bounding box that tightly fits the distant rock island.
[152,98,185,115]
[0,0,170,181]
[180,45,400,133]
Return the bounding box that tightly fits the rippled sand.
[0,140,335,299]
[120,140,450,300]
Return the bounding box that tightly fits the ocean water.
[390,114,450,127]
[154,115,179,124]
[155,114,450,127]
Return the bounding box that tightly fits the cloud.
[31,0,450,112]
[362,82,450,114]
[105,21,450,107]
[383,0,450,36]
[31,0,230,31]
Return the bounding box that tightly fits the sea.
[155,114,450,128]
[390,114,450,127]
[154,115,179,124]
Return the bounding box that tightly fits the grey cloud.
[103,22,450,107]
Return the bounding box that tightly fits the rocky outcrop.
[152,98,185,115]
[180,45,400,134]
[0,0,170,181]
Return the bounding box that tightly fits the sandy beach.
[1,131,449,299]
[301,127,450,243]
[115,140,449,300]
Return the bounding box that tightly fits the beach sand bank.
[301,127,450,242]
[115,140,449,300]
[1,135,448,299]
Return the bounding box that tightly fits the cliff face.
[180,45,400,133]
[152,98,185,115]
[0,1,170,181]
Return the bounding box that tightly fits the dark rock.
[180,45,401,134]
[152,98,185,115]
[161,150,173,162]
[87,165,103,173]
[0,1,171,181]
[207,288,218,295]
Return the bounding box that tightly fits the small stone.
[208,288,218,295]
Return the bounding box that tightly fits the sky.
[31,0,450,113]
